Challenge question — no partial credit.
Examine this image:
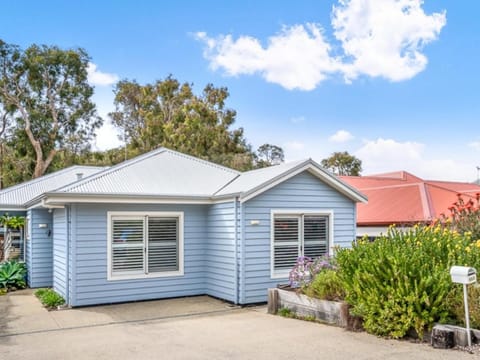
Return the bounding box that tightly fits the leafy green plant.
[0,214,25,229]
[336,224,480,339]
[0,260,27,290]
[304,269,345,301]
[35,288,65,309]
[278,307,294,318]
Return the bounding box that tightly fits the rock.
[431,325,455,349]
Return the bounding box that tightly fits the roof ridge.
[55,147,240,193]
[0,165,104,196]
[162,148,240,175]
[418,183,434,220]
[353,182,424,191]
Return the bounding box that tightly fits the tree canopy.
[109,76,256,171]
[321,151,362,176]
[0,39,101,180]
[0,40,286,189]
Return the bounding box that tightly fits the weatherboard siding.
[53,208,68,299]
[70,203,208,306]
[27,209,53,288]
[205,201,236,302]
[241,171,356,304]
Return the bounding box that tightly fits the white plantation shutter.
[303,216,328,258]
[147,217,179,273]
[111,217,145,275]
[109,212,183,279]
[272,213,331,277]
[273,217,300,272]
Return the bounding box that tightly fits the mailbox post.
[450,266,477,347]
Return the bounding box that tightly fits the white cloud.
[195,24,338,91]
[290,116,306,124]
[355,138,474,181]
[329,129,354,143]
[93,120,123,151]
[469,141,480,151]
[195,0,446,89]
[332,0,447,82]
[87,63,119,86]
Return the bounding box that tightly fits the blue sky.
[1,0,479,181]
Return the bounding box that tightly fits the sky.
[1,0,479,182]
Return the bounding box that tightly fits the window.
[107,212,183,280]
[271,211,332,278]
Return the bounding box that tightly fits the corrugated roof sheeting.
[59,148,240,197]
[0,166,105,207]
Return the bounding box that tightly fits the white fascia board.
[0,206,26,211]
[42,193,235,206]
[240,163,368,204]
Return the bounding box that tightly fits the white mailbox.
[450,266,477,284]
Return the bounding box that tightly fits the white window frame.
[270,209,334,279]
[107,211,184,281]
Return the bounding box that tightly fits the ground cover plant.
[34,288,65,309]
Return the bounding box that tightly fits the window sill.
[108,270,184,281]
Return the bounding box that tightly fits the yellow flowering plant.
[336,224,480,339]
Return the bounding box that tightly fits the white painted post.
[463,283,471,347]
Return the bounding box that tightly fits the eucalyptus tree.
[0,39,101,178]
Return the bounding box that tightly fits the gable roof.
[54,148,240,197]
[41,148,366,205]
[215,159,367,203]
[0,165,105,209]
[341,171,480,225]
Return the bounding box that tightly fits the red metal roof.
[341,171,480,226]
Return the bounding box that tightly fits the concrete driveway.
[0,290,474,360]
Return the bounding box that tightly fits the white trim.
[42,195,234,206]
[270,209,334,280]
[0,207,26,211]
[107,211,184,281]
[241,163,367,204]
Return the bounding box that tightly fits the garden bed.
[268,287,351,328]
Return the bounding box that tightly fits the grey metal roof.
[47,148,366,204]
[0,166,105,208]
[214,159,307,197]
[55,148,240,197]
[214,158,367,202]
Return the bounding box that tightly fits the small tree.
[321,151,362,176]
[255,144,284,168]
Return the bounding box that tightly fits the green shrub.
[336,224,480,339]
[0,260,27,290]
[35,288,65,309]
[305,269,345,301]
[445,284,480,329]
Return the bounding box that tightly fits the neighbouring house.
[2,148,366,306]
[341,171,480,238]
[0,166,105,262]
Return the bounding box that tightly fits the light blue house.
[0,166,104,266]
[4,148,366,306]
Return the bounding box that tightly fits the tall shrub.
[441,193,480,241]
[336,225,480,339]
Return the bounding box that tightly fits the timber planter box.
[268,287,350,327]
